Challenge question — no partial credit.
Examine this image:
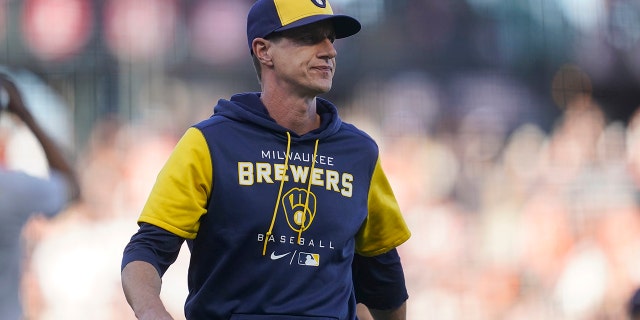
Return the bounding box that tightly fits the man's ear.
[252,38,273,66]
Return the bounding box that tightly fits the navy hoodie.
[123,92,410,319]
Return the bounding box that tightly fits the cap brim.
[275,14,361,39]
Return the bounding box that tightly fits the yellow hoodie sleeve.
[355,157,411,256]
[138,127,212,239]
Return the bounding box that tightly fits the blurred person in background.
[120,0,411,319]
[0,75,81,319]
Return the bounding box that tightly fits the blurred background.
[1,0,640,319]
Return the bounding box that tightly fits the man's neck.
[260,90,321,135]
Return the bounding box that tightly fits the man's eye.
[298,34,320,44]
[300,35,315,43]
[303,35,335,44]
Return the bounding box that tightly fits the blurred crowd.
[345,68,640,319]
[1,65,637,320]
[383,96,640,319]
[1,0,640,319]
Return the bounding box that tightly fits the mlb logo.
[298,252,320,266]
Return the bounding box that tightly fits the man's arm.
[121,223,185,320]
[122,261,174,320]
[368,302,406,320]
[352,248,408,320]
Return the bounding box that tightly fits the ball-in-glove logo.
[312,0,327,9]
[282,188,316,233]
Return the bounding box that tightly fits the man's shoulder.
[338,121,377,145]
[192,113,232,131]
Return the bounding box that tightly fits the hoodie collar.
[213,92,342,140]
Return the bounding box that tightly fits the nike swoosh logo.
[270,251,291,260]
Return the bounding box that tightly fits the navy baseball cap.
[247,0,361,54]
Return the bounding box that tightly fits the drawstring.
[262,133,319,256]
[263,132,291,256]
[298,139,319,244]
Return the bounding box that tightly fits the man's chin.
[316,82,333,94]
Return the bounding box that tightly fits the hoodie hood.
[213,92,343,141]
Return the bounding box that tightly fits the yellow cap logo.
[274,0,334,26]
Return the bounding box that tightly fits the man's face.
[267,21,338,96]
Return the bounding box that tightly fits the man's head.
[247,0,361,56]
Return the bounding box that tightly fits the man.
[0,75,81,319]
[121,1,411,319]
